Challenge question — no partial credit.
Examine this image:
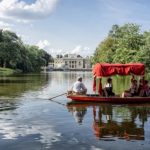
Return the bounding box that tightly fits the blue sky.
[0,0,150,56]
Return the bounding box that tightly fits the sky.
[0,0,150,57]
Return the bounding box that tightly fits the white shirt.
[104,83,112,88]
[72,81,87,92]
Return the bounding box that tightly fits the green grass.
[0,67,16,76]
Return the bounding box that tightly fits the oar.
[48,99,66,106]
[48,92,67,107]
[48,92,67,100]
[0,93,67,101]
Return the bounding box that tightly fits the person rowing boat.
[69,77,87,95]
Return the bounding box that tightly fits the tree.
[64,54,68,58]
[0,29,2,42]
[56,54,63,58]
[77,55,82,58]
[93,23,145,64]
[94,37,117,63]
[0,30,23,68]
[41,50,53,66]
[0,30,54,72]
[137,32,150,70]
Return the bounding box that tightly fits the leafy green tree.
[0,30,53,72]
[93,23,145,64]
[25,45,45,72]
[137,32,150,70]
[56,54,63,58]
[94,37,117,63]
[0,29,2,42]
[0,30,22,68]
[64,54,68,58]
[40,50,53,66]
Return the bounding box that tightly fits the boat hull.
[67,94,150,103]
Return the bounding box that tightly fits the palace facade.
[48,54,92,70]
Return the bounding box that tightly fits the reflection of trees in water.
[93,104,150,140]
[95,76,132,95]
[129,106,150,127]
[67,103,150,141]
[112,75,150,95]
[101,76,131,95]
[112,76,130,95]
[0,73,50,112]
[0,73,50,97]
[48,72,139,94]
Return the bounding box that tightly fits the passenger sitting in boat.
[104,78,115,97]
[137,78,146,96]
[138,78,145,95]
[122,79,138,97]
[71,77,87,95]
[139,80,150,97]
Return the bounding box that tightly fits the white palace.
[48,54,92,70]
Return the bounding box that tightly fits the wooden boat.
[67,63,150,103]
[67,94,150,103]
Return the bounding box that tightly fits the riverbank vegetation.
[0,67,17,76]
[0,30,53,73]
[92,23,150,70]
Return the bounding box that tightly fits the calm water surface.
[0,72,150,150]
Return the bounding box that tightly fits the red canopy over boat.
[93,63,145,77]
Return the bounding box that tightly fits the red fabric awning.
[93,63,145,77]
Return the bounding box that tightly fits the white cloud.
[37,40,63,56]
[37,40,93,57]
[71,45,93,57]
[71,45,82,54]
[17,33,30,42]
[50,48,63,55]
[37,40,51,50]
[0,0,58,22]
[0,121,61,148]
[0,21,13,31]
[0,21,9,27]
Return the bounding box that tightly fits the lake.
[0,72,150,150]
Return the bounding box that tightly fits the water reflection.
[68,107,87,124]
[0,73,50,97]
[0,120,61,147]
[1,72,150,150]
[49,71,93,92]
[0,100,62,148]
[67,103,150,141]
